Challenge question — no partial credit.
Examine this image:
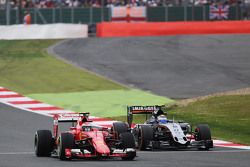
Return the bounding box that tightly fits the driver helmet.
[149,116,157,124]
[158,115,168,124]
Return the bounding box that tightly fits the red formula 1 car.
[34,113,136,160]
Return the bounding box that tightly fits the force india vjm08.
[127,106,213,151]
[34,113,136,160]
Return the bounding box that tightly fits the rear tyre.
[113,122,128,139]
[58,133,74,160]
[138,125,153,151]
[195,124,212,150]
[34,130,53,157]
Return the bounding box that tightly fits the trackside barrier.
[0,23,88,40]
[96,21,250,38]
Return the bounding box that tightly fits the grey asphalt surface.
[1,103,250,167]
[52,35,250,98]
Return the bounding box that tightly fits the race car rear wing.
[127,105,164,128]
[53,112,90,123]
[53,112,91,138]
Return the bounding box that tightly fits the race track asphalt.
[1,103,250,167]
[51,35,250,98]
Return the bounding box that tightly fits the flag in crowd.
[111,6,146,22]
[210,4,229,20]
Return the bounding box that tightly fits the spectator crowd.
[1,0,248,9]
[0,0,249,20]
[4,0,167,8]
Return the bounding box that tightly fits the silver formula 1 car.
[127,106,213,151]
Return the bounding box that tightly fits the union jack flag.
[210,5,229,20]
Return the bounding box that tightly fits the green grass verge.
[113,95,250,145]
[28,89,174,117]
[0,40,124,94]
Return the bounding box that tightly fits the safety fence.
[0,6,243,25]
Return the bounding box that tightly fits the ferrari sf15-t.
[34,113,136,160]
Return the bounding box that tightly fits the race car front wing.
[64,148,136,159]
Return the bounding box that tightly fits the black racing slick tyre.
[34,130,53,157]
[121,151,136,161]
[195,124,211,141]
[120,132,136,149]
[195,124,212,150]
[120,132,136,161]
[138,125,153,151]
[58,133,75,160]
[113,122,128,139]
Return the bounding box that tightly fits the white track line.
[139,150,250,154]
[14,103,54,108]
[37,110,74,114]
[0,91,19,95]
[0,101,33,112]
[214,146,250,150]
[0,97,33,102]
[0,152,34,155]
[27,110,55,117]
[0,150,250,156]
[213,140,232,144]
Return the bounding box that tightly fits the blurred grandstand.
[0,0,249,8]
[0,0,249,25]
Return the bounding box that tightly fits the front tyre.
[120,132,136,160]
[58,133,74,160]
[34,130,53,157]
[195,124,213,150]
[120,132,136,149]
[122,151,136,161]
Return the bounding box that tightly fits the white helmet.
[158,115,167,124]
